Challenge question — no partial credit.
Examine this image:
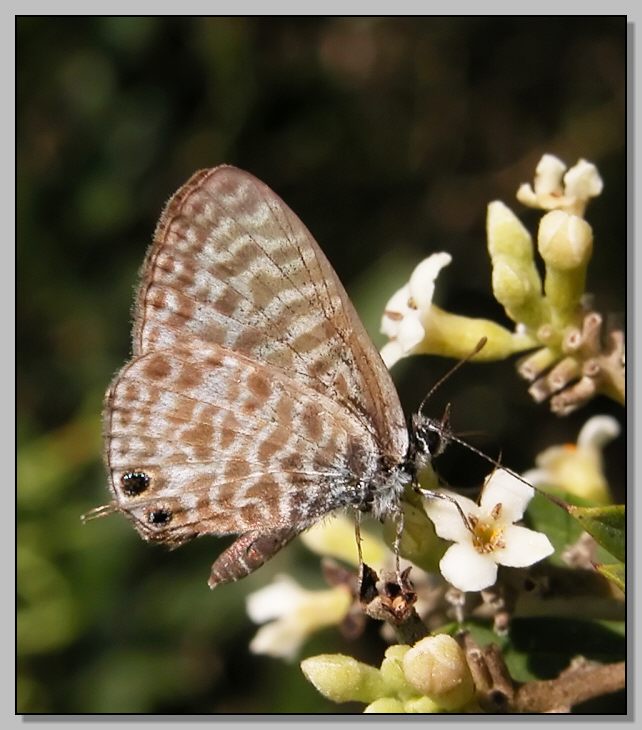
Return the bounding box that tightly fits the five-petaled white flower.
[246,575,351,661]
[423,469,554,592]
[380,252,452,368]
[516,154,603,217]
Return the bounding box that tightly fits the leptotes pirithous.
[100,166,437,588]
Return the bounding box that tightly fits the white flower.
[380,252,452,367]
[522,415,620,504]
[516,154,603,217]
[246,575,351,661]
[423,470,554,592]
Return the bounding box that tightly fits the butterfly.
[95,166,446,588]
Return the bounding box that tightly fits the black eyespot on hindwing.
[148,508,172,526]
[121,470,151,496]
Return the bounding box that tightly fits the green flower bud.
[487,200,534,259]
[379,645,413,695]
[402,635,475,711]
[300,654,387,704]
[402,696,443,713]
[364,697,405,713]
[487,201,547,329]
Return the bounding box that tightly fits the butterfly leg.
[208,527,300,589]
[354,509,364,567]
[393,507,405,585]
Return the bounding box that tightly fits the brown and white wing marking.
[133,166,408,463]
[104,340,384,581]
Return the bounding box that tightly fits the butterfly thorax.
[365,462,414,521]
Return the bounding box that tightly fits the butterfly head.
[409,403,453,468]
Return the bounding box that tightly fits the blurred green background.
[17,17,626,713]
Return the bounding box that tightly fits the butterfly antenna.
[418,337,487,415]
[442,432,536,492]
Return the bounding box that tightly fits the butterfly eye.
[147,508,172,526]
[121,471,150,496]
[423,425,444,456]
[413,419,444,459]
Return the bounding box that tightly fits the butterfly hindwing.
[104,340,384,544]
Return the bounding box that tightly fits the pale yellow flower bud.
[363,697,405,713]
[537,211,593,327]
[402,634,475,711]
[402,696,443,713]
[538,210,593,270]
[379,644,412,695]
[300,654,387,704]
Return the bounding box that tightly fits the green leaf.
[595,562,625,593]
[567,505,625,562]
[525,491,584,564]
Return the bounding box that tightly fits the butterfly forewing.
[103,166,409,585]
[134,166,407,457]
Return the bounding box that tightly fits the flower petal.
[408,253,452,311]
[480,469,534,524]
[397,315,426,351]
[563,159,603,200]
[534,154,566,195]
[381,283,411,338]
[439,543,498,592]
[493,524,554,567]
[516,182,538,207]
[423,492,479,542]
[577,415,620,452]
[249,619,305,661]
[246,575,305,623]
[380,341,404,368]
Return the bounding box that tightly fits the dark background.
[17,17,626,713]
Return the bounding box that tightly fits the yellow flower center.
[468,507,506,554]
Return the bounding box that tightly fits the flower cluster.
[380,154,624,415]
[301,634,476,713]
